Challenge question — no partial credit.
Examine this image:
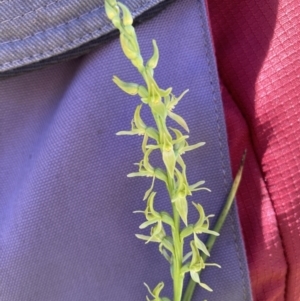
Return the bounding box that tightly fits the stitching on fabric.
[0,4,105,45]
[0,0,155,69]
[0,23,110,68]
[0,0,62,24]
[196,0,248,300]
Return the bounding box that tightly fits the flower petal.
[167,111,189,133]
[194,233,210,257]
[143,176,155,200]
[181,142,205,154]
[113,75,138,94]
[174,197,188,226]
[168,89,189,109]
[146,40,159,69]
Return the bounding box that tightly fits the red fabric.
[207,1,300,301]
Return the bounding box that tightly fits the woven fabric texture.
[0,0,252,300]
[0,0,176,79]
[208,0,300,300]
[0,0,166,72]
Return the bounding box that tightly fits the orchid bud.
[118,2,133,25]
[105,1,119,20]
[120,33,138,60]
[147,40,159,69]
[131,54,144,72]
[107,0,117,5]
[112,16,121,28]
[124,25,136,37]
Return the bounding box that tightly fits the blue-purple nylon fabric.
[0,0,165,72]
[0,0,253,300]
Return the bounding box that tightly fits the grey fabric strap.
[0,0,167,72]
[0,1,175,78]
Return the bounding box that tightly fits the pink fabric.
[207,0,300,300]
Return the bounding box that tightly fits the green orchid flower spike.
[104,1,245,300]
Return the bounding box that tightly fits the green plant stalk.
[182,150,247,301]
[144,83,186,301]
[172,204,183,301]
[104,1,231,300]
[152,99,184,301]
[146,106,185,300]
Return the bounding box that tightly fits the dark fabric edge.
[0,0,175,80]
[197,0,253,299]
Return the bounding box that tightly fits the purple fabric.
[0,0,166,72]
[0,0,252,300]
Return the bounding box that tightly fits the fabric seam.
[0,4,105,46]
[0,0,61,24]
[0,0,156,69]
[196,0,248,299]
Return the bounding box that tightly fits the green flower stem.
[104,1,242,299]
[171,204,183,301]
[182,151,246,301]
[153,112,184,301]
